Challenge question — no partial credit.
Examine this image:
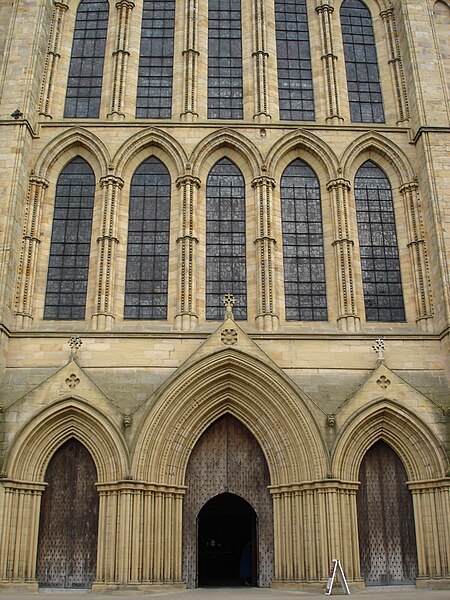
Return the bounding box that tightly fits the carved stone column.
[92,175,123,331]
[108,0,135,120]
[39,0,68,119]
[380,7,409,125]
[252,175,278,331]
[316,1,344,123]
[252,0,271,122]
[175,174,200,331]
[270,481,361,586]
[409,478,450,583]
[400,180,434,331]
[180,0,199,121]
[328,178,360,332]
[94,482,185,589]
[0,480,45,587]
[15,176,49,328]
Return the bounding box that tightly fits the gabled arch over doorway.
[182,414,273,588]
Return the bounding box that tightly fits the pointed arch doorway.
[182,414,274,588]
[357,441,418,586]
[36,438,99,588]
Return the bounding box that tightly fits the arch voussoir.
[133,349,326,486]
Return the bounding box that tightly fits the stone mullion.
[316,2,343,123]
[252,0,270,122]
[39,0,68,119]
[93,175,123,331]
[328,178,360,332]
[175,175,200,331]
[400,181,433,331]
[180,0,199,121]
[108,0,134,120]
[380,8,409,124]
[252,176,278,332]
[15,176,48,327]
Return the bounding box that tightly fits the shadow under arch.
[132,347,327,486]
[331,398,447,482]
[4,397,129,483]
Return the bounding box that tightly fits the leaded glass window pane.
[136,0,175,118]
[208,0,244,119]
[275,0,315,121]
[64,0,109,118]
[124,157,170,319]
[355,161,405,321]
[341,0,384,123]
[281,159,327,321]
[44,157,95,319]
[206,158,247,319]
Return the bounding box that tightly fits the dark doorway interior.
[198,492,257,587]
[36,438,99,588]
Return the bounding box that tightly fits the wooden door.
[36,438,99,588]
[357,441,418,585]
[182,414,274,588]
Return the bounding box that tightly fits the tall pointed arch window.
[340,0,384,123]
[281,159,327,321]
[275,0,314,121]
[64,0,109,118]
[124,157,171,319]
[136,0,175,118]
[355,161,405,321]
[44,157,95,319]
[208,0,244,119]
[206,158,247,319]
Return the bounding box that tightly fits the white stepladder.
[325,559,351,595]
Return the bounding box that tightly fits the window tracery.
[124,157,171,319]
[281,159,327,321]
[206,158,247,319]
[64,0,109,118]
[355,161,405,322]
[44,157,95,319]
[340,0,384,123]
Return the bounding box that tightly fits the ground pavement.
[0,587,449,600]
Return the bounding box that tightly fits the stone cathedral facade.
[0,0,449,592]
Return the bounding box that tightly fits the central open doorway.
[198,493,256,587]
[182,414,274,588]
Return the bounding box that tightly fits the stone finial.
[222,293,235,320]
[69,336,82,358]
[372,338,385,361]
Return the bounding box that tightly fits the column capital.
[176,174,201,189]
[115,0,135,9]
[327,177,351,191]
[99,174,124,188]
[251,175,276,189]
